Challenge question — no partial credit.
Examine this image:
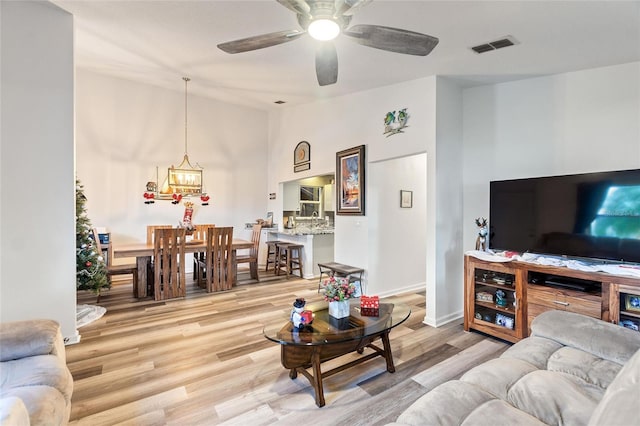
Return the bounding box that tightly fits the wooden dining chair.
[236,224,262,281]
[92,229,138,296]
[197,227,234,292]
[152,227,187,301]
[191,224,215,280]
[146,225,173,245]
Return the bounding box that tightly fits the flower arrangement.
[322,276,356,301]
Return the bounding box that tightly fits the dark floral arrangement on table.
[322,276,356,301]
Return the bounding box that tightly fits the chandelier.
[144,77,205,204]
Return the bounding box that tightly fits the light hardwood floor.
[70,271,510,425]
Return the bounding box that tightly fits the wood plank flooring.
[70,270,510,425]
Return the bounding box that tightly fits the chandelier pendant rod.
[183,76,189,157]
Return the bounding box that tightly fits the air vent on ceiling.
[274,100,286,104]
[471,36,518,54]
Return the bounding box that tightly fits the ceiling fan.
[217,0,439,86]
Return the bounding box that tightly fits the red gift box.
[361,295,379,308]
[300,310,313,324]
[360,295,379,316]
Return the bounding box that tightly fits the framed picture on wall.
[400,190,413,208]
[336,145,365,215]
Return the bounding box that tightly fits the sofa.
[0,319,73,425]
[389,310,640,426]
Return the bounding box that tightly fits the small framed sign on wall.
[400,190,413,208]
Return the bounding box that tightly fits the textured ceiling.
[52,0,640,110]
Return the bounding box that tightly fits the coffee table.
[263,299,411,407]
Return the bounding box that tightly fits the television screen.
[489,169,640,264]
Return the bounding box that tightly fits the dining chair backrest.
[147,225,173,245]
[153,227,186,300]
[235,224,262,281]
[205,226,234,292]
[91,228,105,262]
[92,228,138,295]
[91,228,116,268]
[192,224,215,242]
[248,224,262,258]
[191,224,215,282]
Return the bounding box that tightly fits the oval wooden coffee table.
[263,299,411,407]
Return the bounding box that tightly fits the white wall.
[1,1,78,340]
[76,70,270,248]
[462,62,640,251]
[431,77,464,326]
[368,153,427,296]
[269,77,463,325]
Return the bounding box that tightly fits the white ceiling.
[52,0,640,111]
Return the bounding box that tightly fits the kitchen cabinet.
[323,183,334,211]
[283,182,299,211]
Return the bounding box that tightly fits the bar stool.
[276,243,304,278]
[265,240,282,273]
[287,244,304,278]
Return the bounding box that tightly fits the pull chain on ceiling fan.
[217,0,439,86]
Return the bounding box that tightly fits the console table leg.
[381,331,395,373]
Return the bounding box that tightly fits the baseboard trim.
[376,282,425,298]
[64,331,81,345]
[423,310,463,328]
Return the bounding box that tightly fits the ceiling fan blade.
[335,0,372,16]
[344,24,439,56]
[315,42,338,86]
[276,0,310,16]
[217,29,304,54]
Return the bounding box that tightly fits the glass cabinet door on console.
[464,256,525,343]
[611,283,640,333]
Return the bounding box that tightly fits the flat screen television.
[489,169,640,264]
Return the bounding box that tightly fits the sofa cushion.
[499,335,563,369]
[460,399,546,426]
[588,348,640,426]
[2,385,67,426]
[531,310,640,365]
[546,346,622,390]
[0,319,64,362]
[507,369,601,425]
[460,358,538,400]
[0,354,73,405]
[393,381,545,426]
[0,396,30,425]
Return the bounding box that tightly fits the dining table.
[112,239,253,298]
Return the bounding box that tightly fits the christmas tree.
[76,179,109,295]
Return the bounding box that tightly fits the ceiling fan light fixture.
[308,18,340,41]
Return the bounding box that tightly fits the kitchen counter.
[277,227,334,236]
[268,231,334,278]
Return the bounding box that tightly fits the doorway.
[368,153,427,294]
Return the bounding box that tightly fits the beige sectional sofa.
[389,310,640,426]
[0,319,73,425]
